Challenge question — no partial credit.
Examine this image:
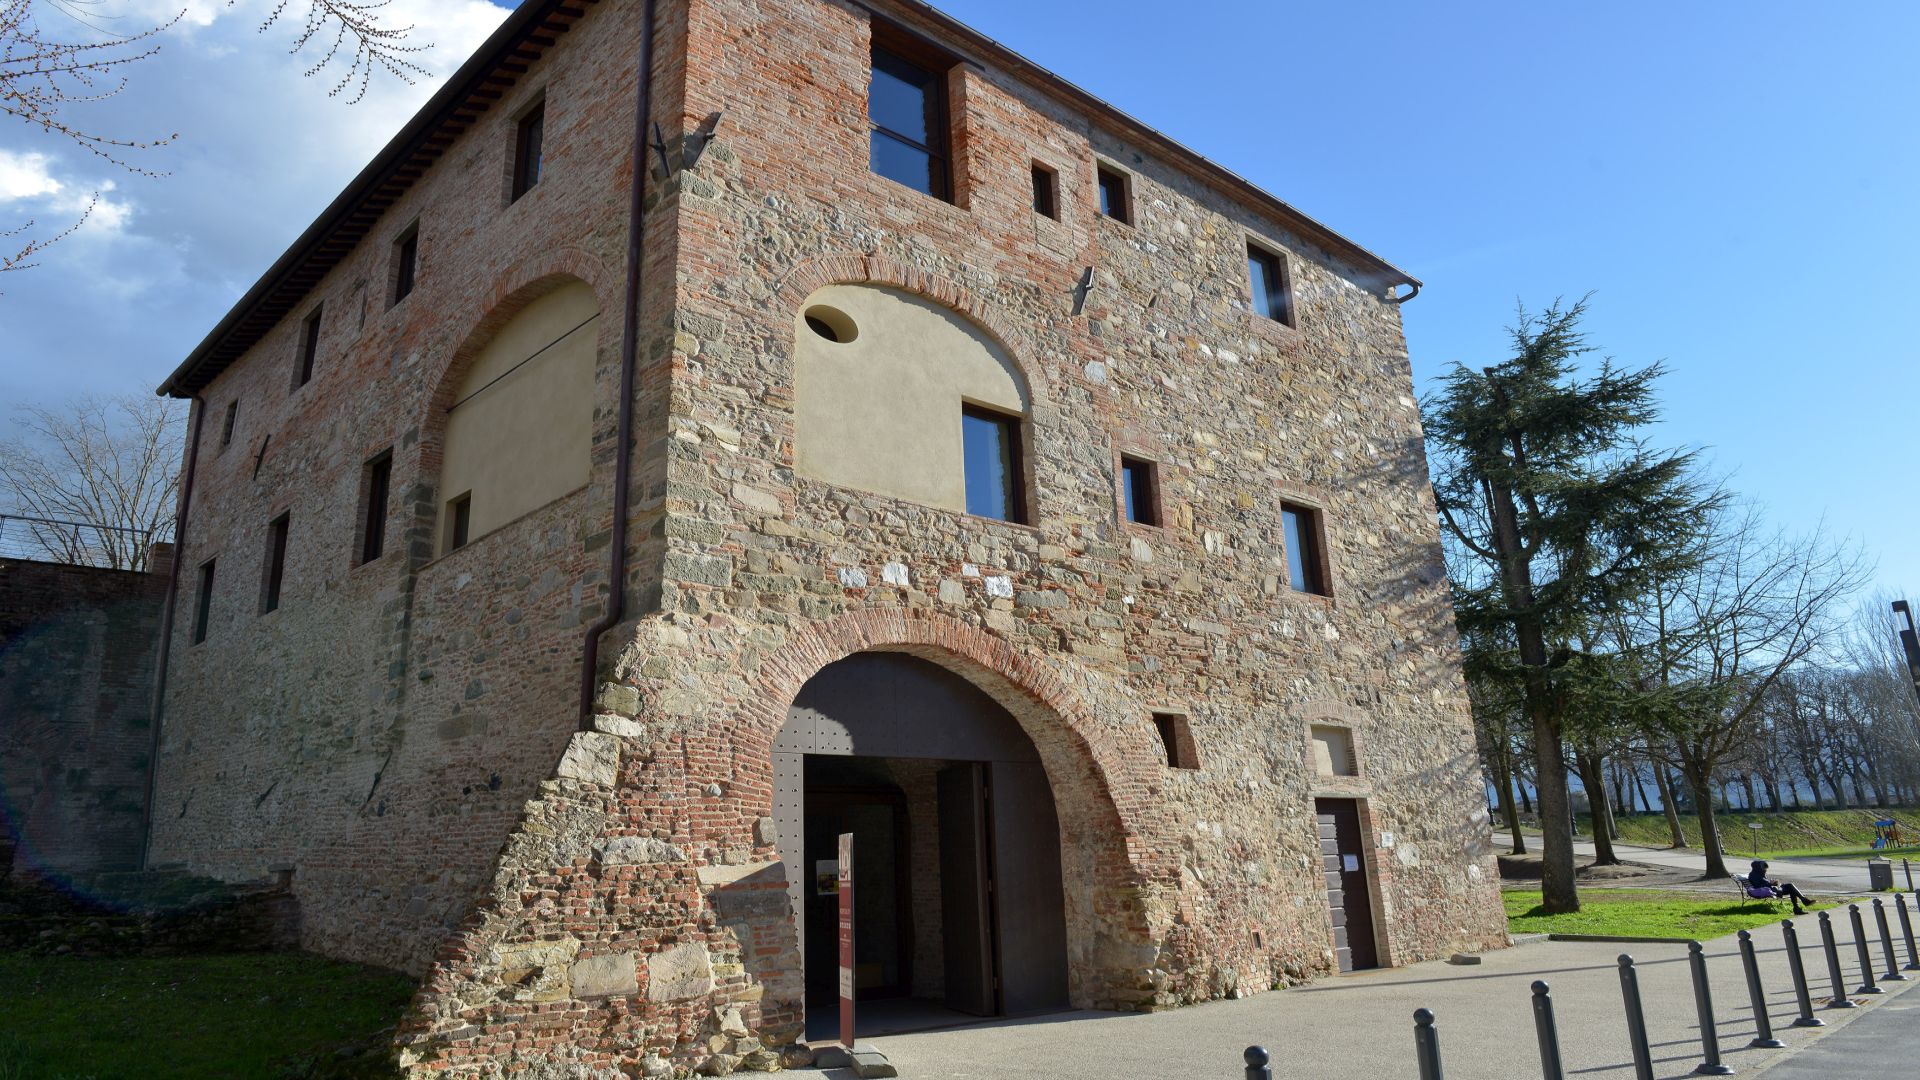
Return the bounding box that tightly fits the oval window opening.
[804,305,857,344]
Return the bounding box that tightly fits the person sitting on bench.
[1746,859,1808,915]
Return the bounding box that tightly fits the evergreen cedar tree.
[1422,298,1719,914]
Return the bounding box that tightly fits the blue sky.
[3,0,1914,599]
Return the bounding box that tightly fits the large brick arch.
[735,607,1176,1006]
[773,253,1051,406]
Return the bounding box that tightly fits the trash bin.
[1869,857,1893,891]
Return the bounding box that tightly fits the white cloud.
[0,150,65,200]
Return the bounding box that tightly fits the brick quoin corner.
[147,0,1508,1074]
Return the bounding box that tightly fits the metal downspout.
[578,0,659,725]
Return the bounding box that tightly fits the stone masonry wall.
[391,0,1506,1075]
[1,557,165,878]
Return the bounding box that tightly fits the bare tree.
[3,0,429,272]
[0,393,185,570]
[1637,503,1871,877]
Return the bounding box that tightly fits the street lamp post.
[1896,601,1920,709]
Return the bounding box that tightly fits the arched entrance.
[774,652,1070,1038]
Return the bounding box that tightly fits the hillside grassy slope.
[1582,806,1920,858]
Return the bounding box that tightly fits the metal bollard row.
[1737,929,1784,1048]
[1781,917,1826,1027]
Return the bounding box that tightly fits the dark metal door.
[1316,798,1378,971]
[989,761,1070,1015]
[938,763,996,1015]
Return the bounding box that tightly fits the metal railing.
[0,513,167,571]
[1242,895,1920,1080]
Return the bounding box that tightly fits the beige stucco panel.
[439,281,599,547]
[793,284,1026,513]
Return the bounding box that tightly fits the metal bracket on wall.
[1070,266,1095,316]
[682,111,724,171]
[648,121,673,179]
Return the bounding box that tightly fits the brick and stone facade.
[149,0,1506,1074]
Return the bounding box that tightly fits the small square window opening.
[960,404,1025,523]
[1120,455,1159,526]
[1153,712,1200,770]
[1281,502,1329,595]
[1311,724,1358,777]
[512,101,545,201]
[1031,163,1057,218]
[1248,244,1292,326]
[1096,166,1130,224]
[261,513,290,613]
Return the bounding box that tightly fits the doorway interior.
[777,653,1071,1040]
[1316,797,1380,972]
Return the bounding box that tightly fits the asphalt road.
[1565,837,1909,895]
[1756,979,1920,1077]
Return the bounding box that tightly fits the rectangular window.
[961,404,1024,523]
[192,559,215,644]
[511,101,545,201]
[1153,712,1200,770]
[359,451,392,565]
[220,400,237,447]
[1281,502,1328,595]
[261,513,289,613]
[869,43,950,201]
[1248,244,1292,325]
[1120,455,1159,526]
[1311,725,1358,777]
[296,306,322,387]
[1031,163,1057,218]
[1096,165,1130,224]
[392,227,418,305]
[446,492,472,553]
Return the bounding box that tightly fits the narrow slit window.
[392,227,418,305]
[1120,455,1159,526]
[261,513,289,613]
[1281,502,1329,595]
[1096,166,1130,223]
[869,43,950,201]
[220,401,237,447]
[192,559,215,644]
[1031,164,1057,218]
[1153,712,1200,770]
[961,404,1024,523]
[296,306,322,388]
[446,492,472,553]
[359,451,392,565]
[511,100,545,201]
[1249,244,1293,325]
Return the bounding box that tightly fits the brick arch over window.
[406,251,616,564]
[774,253,1050,407]
[734,607,1176,1007]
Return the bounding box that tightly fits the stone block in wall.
[647,942,714,1002]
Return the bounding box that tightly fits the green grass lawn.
[1505,888,1838,940]
[1590,807,1920,860]
[0,951,415,1080]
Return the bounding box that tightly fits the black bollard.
[1413,1008,1444,1080]
[1850,904,1885,994]
[1905,857,1913,891]
[1873,899,1909,981]
[1898,894,1920,971]
[1619,954,1656,1080]
[1532,980,1565,1080]
[1737,930,1784,1048]
[1819,911,1858,1008]
[1781,919,1825,1027]
[1687,940,1736,1074]
[1242,1046,1273,1080]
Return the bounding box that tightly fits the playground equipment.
[1871,818,1912,850]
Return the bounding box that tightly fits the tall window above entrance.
[869,39,951,201]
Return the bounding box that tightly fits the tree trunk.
[1685,761,1731,878]
[1494,742,1526,855]
[1654,764,1689,847]
[1763,773,1782,812]
[1529,694,1580,912]
[1632,767,1652,818]
[1518,778,1534,816]
[1738,774,1756,811]
[1577,750,1620,865]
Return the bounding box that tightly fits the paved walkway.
[1562,837,1905,895]
[817,912,1920,1079]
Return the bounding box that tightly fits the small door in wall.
[1315,797,1379,971]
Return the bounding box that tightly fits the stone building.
[149,0,1505,1073]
